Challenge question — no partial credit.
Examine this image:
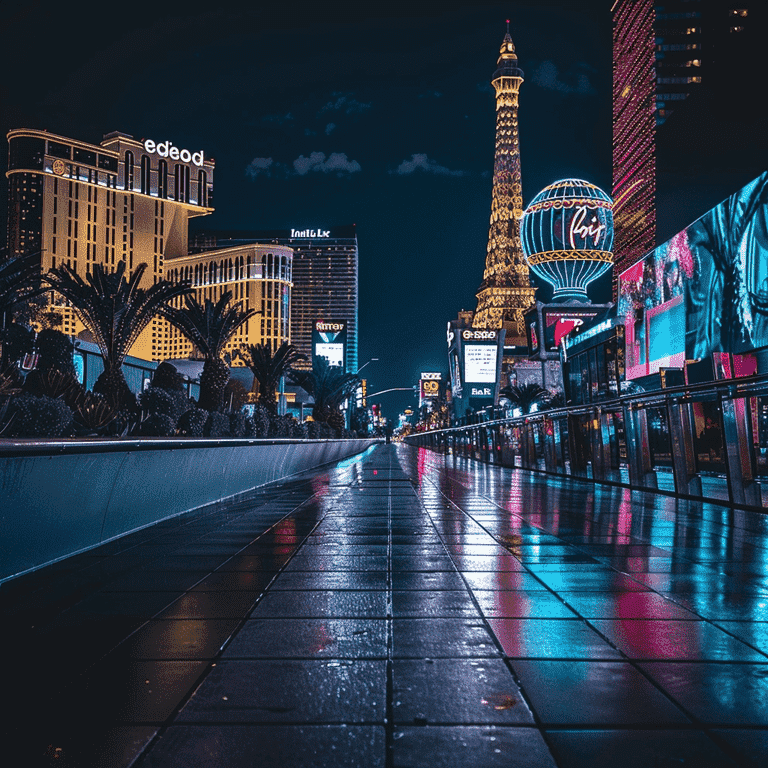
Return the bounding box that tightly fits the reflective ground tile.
[545,729,740,768]
[392,619,498,658]
[391,725,557,768]
[461,571,549,592]
[141,725,386,768]
[639,662,768,724]
[156,591,261,619]
[660,593,768,622]
[177,659,386,723]
[487,619,622,659]
[711,728,768,767]
[283,555,388,571]
[450,555,528,572]
[109,619,241,659]
[268,571,388,590]
[391,590,482,618]
[392,659,533,724]
[510,661,690,725]
[391,571,467,591]
[533,572,651,592]
[73,659,209,723]
[712,621,768,655]
[222,618,388,659]
[250,589,388,618]
[588,619,767,661]
[561,592,697,619]
[391,555,457,572]
[473,590,578,619]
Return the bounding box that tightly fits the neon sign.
[291,229,331,238]
[569,206,607,248]
[143,140,204,167]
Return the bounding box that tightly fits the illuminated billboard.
[312,320,347,369]
[618,172,768,378]
[461,329,504,403]
[419,372,441,407]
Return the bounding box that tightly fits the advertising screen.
[314,342,344,368]
[312,320,347,369]
[618,172,768,372]
[542,307,604,351]
[464,344,497,383]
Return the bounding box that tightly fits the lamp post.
[356,358,379,374]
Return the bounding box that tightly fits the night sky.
[1,0,612,421]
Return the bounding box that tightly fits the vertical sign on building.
[312,320,347,369]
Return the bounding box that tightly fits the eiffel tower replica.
[473,22,536,344]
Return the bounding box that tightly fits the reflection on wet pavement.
[2,443,768,766]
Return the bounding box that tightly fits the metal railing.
[404,374,768,511]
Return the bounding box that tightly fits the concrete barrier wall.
[0,437,377,583]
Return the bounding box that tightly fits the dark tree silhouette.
[44,261,191,411]
[500,382,551,414]
[241,341,305,415]
[162,291,256,411]
[290,356,360,431]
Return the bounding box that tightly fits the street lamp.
[356,358,379,374]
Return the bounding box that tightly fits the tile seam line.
[132,476,351,765]
[407,448,752,754]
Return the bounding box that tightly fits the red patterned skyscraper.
[473,24,535,344]
[612,0,656,297]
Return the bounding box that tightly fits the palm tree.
[241,341,305,415]
[44,261,191,411]
[162,291,256,411]
[500,382,551,415]
[290,356,360,430]
[0,251,44,368]
[0,251,43,325]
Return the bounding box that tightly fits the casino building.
[191,227,358,373]
[5,128,292,363]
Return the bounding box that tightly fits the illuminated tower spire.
[473,23,536,341]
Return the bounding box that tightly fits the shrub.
[177,407,208,437]
[250,403,271,437]
[35,329,75,376]
[205,411,230,437]
[6,393,73,437]
[139,386,176,418]
[229,410,249,438]
[307,420,334,439]
[1,323,34,366]
[152,362,186,392]
[136,412,176,437]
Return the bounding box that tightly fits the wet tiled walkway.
[3,443,768,766]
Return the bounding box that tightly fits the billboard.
[312,320,347,369]
[618,172,768,377]
[461,329,504,403]
[419,372,441,407]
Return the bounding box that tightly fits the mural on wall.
[618,172,768,373]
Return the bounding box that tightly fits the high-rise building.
[5,128,293,364]
[5,128,215,360]
[473,25,536,344]
[164,244,293,364]
[612,1,762,296]
[612,0,656,290]
[191,227,358,373]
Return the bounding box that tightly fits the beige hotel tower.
[5,128,292,363]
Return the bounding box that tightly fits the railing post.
[623,403,657,488]
[543,417,558,472]
[667,397,702,497]
[721,392,760,507]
